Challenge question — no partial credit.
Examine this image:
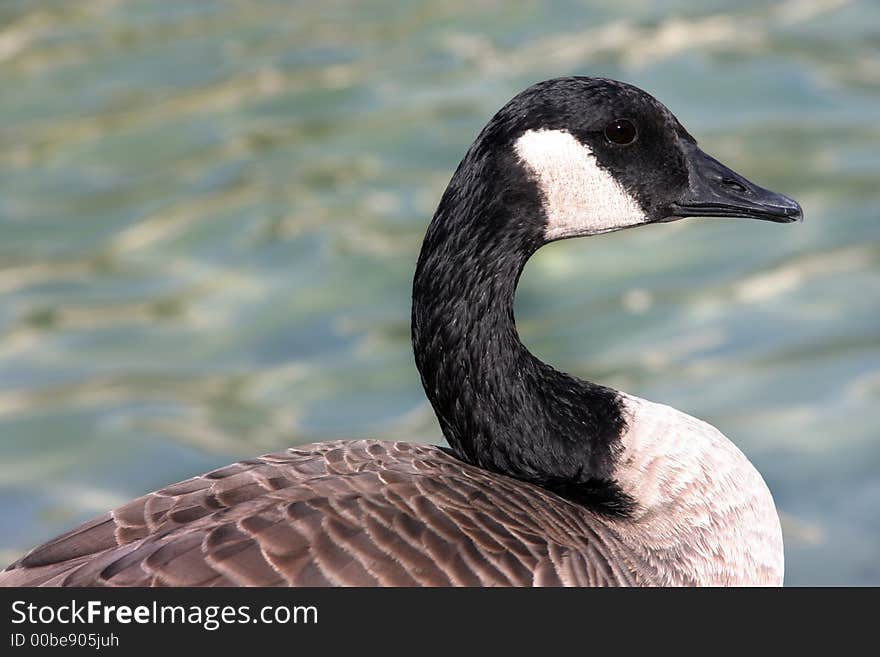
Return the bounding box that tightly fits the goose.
[0,77,801,587]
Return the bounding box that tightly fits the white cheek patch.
[514,129,648,239]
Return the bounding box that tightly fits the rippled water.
[0,0,878,585]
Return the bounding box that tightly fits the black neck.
[411,147,634,516]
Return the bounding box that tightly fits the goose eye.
[604,118,637,145]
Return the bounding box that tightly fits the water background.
[1,0,878,585]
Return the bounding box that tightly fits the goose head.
[445,76,801,248]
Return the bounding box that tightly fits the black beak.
[667,141,803,224]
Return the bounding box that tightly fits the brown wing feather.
[0,440,657,587]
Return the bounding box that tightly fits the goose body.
[1,77,801,587]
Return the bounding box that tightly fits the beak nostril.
[678,143,802,223]
[722,178,748,194]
